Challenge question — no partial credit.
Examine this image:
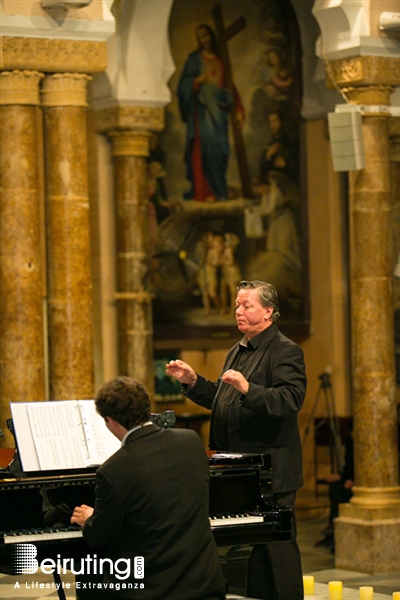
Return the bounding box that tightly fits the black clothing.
[82,425,226,600]
[184,323,307,599]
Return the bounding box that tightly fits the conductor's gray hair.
[236,280,281,322]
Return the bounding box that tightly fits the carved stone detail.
[41,73,92,107]
[341,86,394,108]
[0,70,43,106]
[110,131,152,158]
[0,37,107,74]
[95,105,164,134]
[326,55,400,90]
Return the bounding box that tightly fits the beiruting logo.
[12,544,144,589]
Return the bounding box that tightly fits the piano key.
[3,528,83,544]
[209,514,264,527]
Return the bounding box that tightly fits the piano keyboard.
[209,514,264,527]
[3,515,265,545]
[3,528,83,544]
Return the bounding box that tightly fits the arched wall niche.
[89,0,340,118]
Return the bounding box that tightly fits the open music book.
[10,400,121,472]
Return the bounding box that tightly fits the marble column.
[111,131,154,393]
[389,117,400,314]
[96,106,164,397]
[0,70,46,446]
[42,73,95,400]
[326,57,400,573]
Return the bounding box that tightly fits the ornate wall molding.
[0,70,43,105]
[326,55,400,90]
[0,37,107,74]
[95,105,165,134]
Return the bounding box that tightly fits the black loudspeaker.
[328,104,366,172]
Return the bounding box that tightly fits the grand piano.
[1,415,292,598]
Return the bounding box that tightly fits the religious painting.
[150,0,309,346]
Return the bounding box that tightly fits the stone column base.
[335,514,400,573]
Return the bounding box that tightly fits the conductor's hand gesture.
[166,360,197,387]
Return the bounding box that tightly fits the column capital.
[109,130,152,158]
[95,105,165,135]
[0,36,107,74]
[0,70,44,106]
[341,85,393,109]
[41,73,91,107]
[326,55,400,96]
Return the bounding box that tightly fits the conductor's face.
[235,288,274,339]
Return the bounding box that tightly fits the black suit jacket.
[185,324,306,493]
[82,425,225,600]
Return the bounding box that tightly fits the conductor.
[166,280,307,600]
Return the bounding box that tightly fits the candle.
[329,580,343,600]
[303,575,315,595]
[393,593,400,600]
[360,587,373,599]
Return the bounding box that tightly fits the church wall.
[1,0,354,494]
[370,0,400,39]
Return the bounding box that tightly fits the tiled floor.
[1,500,399,600]
[296,493,400,599]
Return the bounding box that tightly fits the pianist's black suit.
[82,424,226,600]
[184,323,306,600]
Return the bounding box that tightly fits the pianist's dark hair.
[236,280,280,322]
[95,376,151,429]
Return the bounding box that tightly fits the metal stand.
[302,371,344,476]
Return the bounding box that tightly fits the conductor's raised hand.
[165,360,197,386]
[221,369,249,395]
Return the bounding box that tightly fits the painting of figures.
[150,0,309,344]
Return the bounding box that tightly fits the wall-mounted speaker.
[328,104,365,172]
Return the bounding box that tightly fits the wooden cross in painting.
[212,3,254,199]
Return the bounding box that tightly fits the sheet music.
[10,403,40,471]
[78,400,120,465]
[10,400,121,472]
[26,402,89,470]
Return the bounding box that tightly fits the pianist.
[166,280,307,600]
[71,376,226,600]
